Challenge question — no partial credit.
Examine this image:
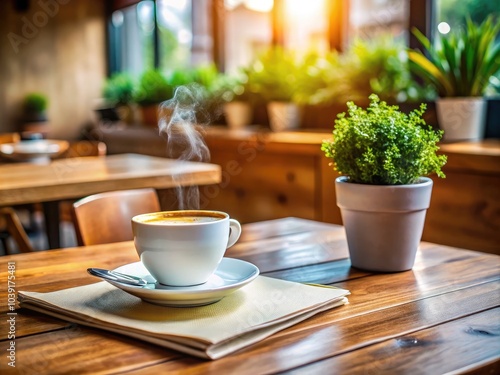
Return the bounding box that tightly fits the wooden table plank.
[4,266,497,375]
[0,154,221,205]
[0,218,498,374]
[0,327,177,375]
[285,308,500,375]
[135,281,499,374]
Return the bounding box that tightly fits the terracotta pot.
[140,104,160,127]
[335,176,433,272]
[436,97,487,142]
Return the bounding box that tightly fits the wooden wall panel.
[424,171,500,254]
[204,150,317,224]
[0,0,106,139]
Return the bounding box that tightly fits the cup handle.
[226,219,242,248]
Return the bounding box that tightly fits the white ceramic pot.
[224,101,252,129]
[267,101,301,132]
[335,176,433,272]
[436,97,487,142]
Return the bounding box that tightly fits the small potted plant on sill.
[21,92,49,137]
[321,94,447,272]
[247,47,308,131]
[134,69,174,127]
[408,16,500,142]
[102,72,135,124]
[212,71,255,129]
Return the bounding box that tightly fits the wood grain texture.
[0,218,498,374]
[0,154,221,205]
[286,308,500,375]
[425,171,500,254]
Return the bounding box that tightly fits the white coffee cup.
[131,210,241,286]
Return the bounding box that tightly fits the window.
[109,1,155,76]
[283,0,329,55]
[434,0,500,35]
[109,0,496,77]
[348,0,409,44]
[108,0,213,76]
[224,0,273,73]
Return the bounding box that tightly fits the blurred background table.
[0,153,221,248]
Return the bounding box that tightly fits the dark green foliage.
[246,47,308,103]
[134,69,174,105]
[102,73,134,105]
[23,92,48,113]
[408,16,500,97]
[321,94,447,185]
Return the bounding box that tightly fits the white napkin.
[19,276,349,360]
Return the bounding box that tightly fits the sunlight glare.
[437,21,451,34]
[245,0,274,13]
[286,0,324,18]
[161,0,188,11]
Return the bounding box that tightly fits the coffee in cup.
[132,210,241,286]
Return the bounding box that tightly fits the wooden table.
[0,217,498,374]
[0,153,221,248]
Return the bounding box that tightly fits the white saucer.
[107,258,259,307]
[0,140,69,162]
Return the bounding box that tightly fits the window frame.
[107,0,435,75]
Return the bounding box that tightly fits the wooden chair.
[58,141,107,222]
[0,207,34,254]
[72,188,161,246]
[0,133,34,254]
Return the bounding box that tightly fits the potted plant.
[21,92,49,137]
[190,64,222,124]
[247,47,307,131]
[134,69,174,127]
[212,71,255,129]
[408,16,500,142]
[102,72,135,123]
[321,94,447,272]
[297,38,433,129]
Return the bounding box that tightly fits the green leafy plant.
[408,16,500,97]
[134,69,174,105]
[23,92,48,113]
[246,47,309,104]
[304,37,430,106]
[321,94,447,185]
[102,73,135,105]
[212,71,254,102]
[191,64,220,92]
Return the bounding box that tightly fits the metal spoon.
[87,268,148,287]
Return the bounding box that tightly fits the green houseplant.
[102,73,134,106]
[23,93,48,121]
[102,72,135,123]
[212,71,255,129]
[134,69,174,127]
[322,94,447,272]
[247,47,308,131]
[408,16,500,141]
[21,92,49,137]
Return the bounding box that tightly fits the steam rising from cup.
[158,84,215,210]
